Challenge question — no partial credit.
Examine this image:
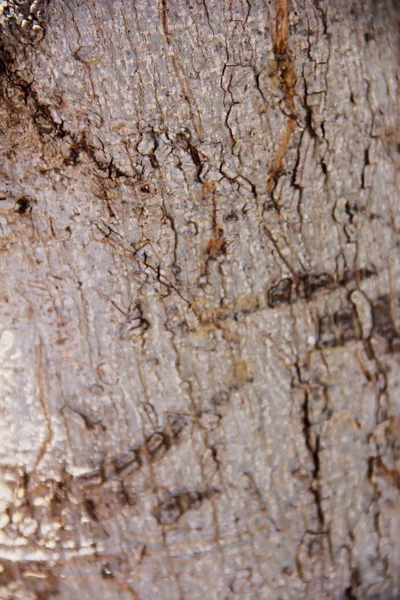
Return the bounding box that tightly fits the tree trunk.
[0,1,399,598]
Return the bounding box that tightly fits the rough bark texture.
[0,1,399,598]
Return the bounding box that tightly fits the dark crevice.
[361,146,370,189]
[84,497,99,522]
[302,390,325,527]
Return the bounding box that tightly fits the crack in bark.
[266,0,297,193]
[301,388,325,528]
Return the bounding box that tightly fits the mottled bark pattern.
[0,0,399,598]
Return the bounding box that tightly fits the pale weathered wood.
[0,1,399,598]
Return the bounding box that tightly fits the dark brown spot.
[300,272,334,299]
[206,230,226,259]
[14,196,31,214]
[101,563,114,579]
[83,498,99,521]
[267,278,293,308]
[334,307,359,343]
[224,211,239,222]
[372,296,397,341]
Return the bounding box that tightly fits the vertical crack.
[267,0,297,192]
[302,390,325,528]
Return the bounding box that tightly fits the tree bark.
[0,1,399,598]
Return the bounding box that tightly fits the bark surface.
[0,1,399,598]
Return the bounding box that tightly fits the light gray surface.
[0,0,399,598]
